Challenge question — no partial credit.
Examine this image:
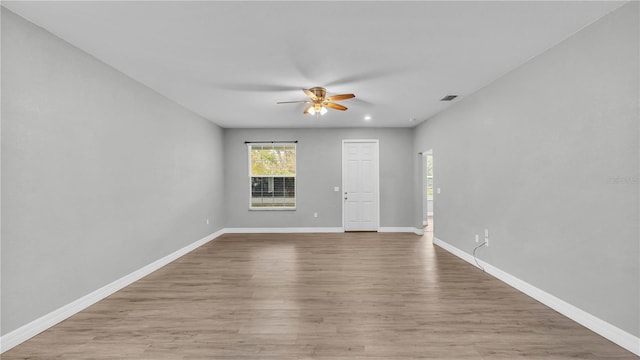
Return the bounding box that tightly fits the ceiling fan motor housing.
[309,87,327,102]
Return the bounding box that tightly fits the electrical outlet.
[206,218,209,225]
[314,212,318,218]
[475,234,479,243]
[484,228,489,247]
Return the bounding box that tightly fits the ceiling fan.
[277,87,355,115]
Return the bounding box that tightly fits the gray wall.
[224,128,414,229]
[1,9,225,335]
[3,0,638,345]
[413,2,639,336]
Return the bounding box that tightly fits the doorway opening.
[422,151,434,233]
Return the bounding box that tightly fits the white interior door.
[342,140,379,231]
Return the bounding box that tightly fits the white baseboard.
[224,227,344,233]
[433,237,640,357]
[378,227,424,235]
[0,229,225,354]
[224,227,424,235]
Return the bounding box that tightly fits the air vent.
[440,95,458,101]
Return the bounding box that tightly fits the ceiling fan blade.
[326,93,355,102]
[324,69,397,88]
[213,83,302,92]
[303,105,313,114]
[303,89,318,101]
[287,47,317,82]
[323,63,422,88]
[353,97,375,106]
[325,102,348,111]
[277,100,311,104]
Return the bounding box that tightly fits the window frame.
[247,143,297,211]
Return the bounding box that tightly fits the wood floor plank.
[3,231,636,359]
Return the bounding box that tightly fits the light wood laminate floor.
[3,232,636,359]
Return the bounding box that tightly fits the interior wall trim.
[0,229,225,354]
[224,227,424,235]
[223,227,344,234]
[378,227,424,235]
[433,237,640,357]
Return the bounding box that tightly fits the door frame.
[341,139,380,231]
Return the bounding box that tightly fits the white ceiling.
[3,1,625,128]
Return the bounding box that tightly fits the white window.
[248,143,296,210]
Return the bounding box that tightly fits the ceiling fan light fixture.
[309,103,326,116]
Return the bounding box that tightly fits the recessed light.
[364,115,372,121]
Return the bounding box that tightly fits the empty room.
[1,1,638,359]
